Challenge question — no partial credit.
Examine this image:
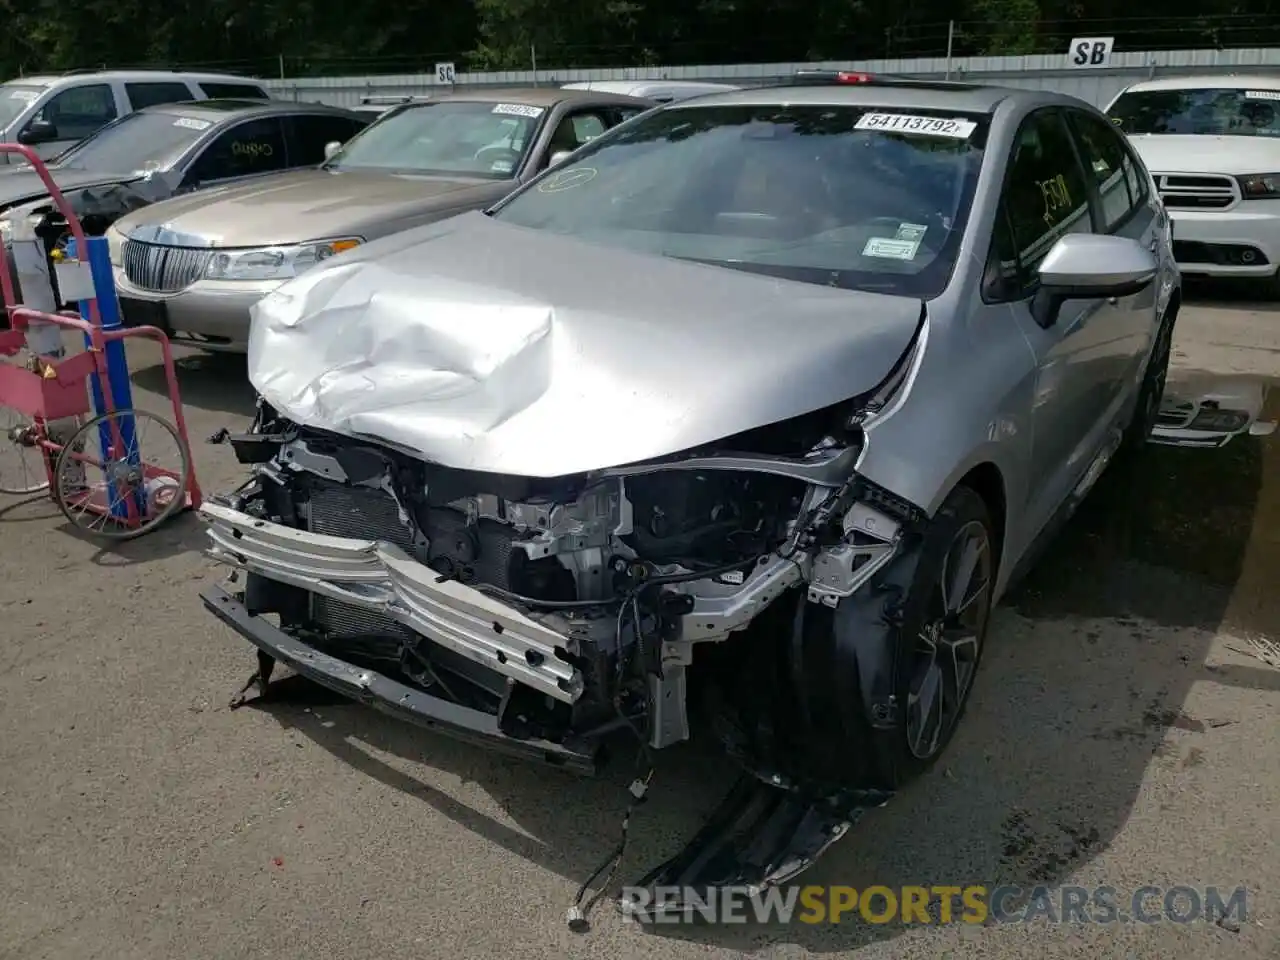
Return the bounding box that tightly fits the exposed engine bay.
[202,391,924,782]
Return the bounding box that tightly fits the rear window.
[1108,87,1280,137]
[491,103,988,298]
[198,82,270,100]
[55,109,211,173]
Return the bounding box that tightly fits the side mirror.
[549,150,572,168]
[323,141,342,161]
[1031,233,1158,329]
[18,119,58,146]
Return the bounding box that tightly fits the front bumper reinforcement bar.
[201,584,601,775]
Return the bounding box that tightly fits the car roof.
[429,86,655,108]
[561,80,738,96]
[1118,74,1280,94]
[670,79,1071,115]
[15,70,266,87]
[137,98,361,120]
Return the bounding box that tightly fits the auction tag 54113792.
[854,112,977,139]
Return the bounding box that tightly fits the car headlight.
[204,238,362,282]
[1237,173,1280,199]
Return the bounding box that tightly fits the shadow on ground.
[225,405,1279,951]
[132,351,255,419]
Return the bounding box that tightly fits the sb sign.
[1068,37,1114,68]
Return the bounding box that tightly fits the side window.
[283,114,370,165]
[30,83,117,140]
[184,117,287,184]
[198,82,271,100]
[1067,109,1137,231]
[545,109,611,166]
[1002,109,1093,281]
[125,82,195,110]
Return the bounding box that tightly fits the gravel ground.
[1,286,1277,960]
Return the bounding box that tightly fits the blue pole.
[66,236,142,519]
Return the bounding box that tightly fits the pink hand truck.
[0,144,201,539]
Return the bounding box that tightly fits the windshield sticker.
[490,159,515,173]
[1245,90,1280,101]
[537,166,597,193]
[8,90,38,102]
[493,103,545,118]
[895,222,928,242]
[855,112,976,139]
[173,117,211,130]
[863,236,920,260]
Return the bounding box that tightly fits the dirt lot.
[1,288,1277,960]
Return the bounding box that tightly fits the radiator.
[305,481,415,645]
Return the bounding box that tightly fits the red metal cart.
[0,144,201,539]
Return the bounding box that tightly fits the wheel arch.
[953,460,1008,573]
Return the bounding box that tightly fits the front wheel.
[776,483,997,792]
[873,484,996,786]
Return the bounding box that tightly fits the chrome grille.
[305,482,415,642]
[1154,173,1239,211]
[121,240,213,293]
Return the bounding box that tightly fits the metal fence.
[263,46,1280,109]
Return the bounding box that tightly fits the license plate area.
[118,297,170,332]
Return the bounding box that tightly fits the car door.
[179,116,289,189]
[1064,107,1163,394]
[988,107,1125,548]
[22,81,120,159]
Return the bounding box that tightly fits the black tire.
[1121,310,1174,452]
[865,483,997,788]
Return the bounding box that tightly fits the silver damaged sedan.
[199,75,1181,892]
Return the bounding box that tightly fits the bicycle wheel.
[0,396,52,495]
[52,409,191,540]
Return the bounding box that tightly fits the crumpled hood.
[0,165,143,211]
[116,168,509,247]
[1125,134,1280,175]
[248,212,924,477]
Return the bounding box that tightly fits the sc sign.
[1068,37,1114,68]
[435,61,456,84]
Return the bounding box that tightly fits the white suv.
[0,69,271,164]
[1106,74,1280,295]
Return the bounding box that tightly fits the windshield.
[54,110,211,173]
[491,103,987,297]
[1108,88,1280,137]
[0,83,44,131]
[327,100,545,178]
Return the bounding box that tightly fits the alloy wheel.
[905,520,993,760]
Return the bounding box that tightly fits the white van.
[560,80,738,103]
[0,69,272,164]
[1106,74,1280,294]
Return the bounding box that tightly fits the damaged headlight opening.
[204,237,362,282]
